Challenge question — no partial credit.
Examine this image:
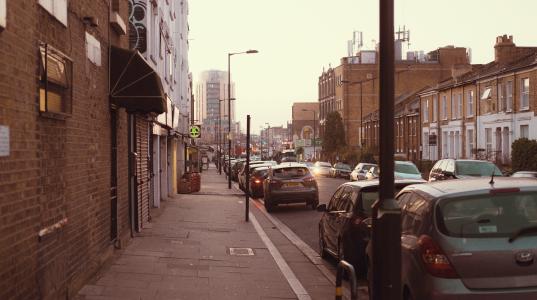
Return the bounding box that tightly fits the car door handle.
[328,210,346,215]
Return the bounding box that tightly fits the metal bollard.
[335,260,358,300]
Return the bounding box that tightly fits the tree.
[322,111,346,161]
[512,138,537,171]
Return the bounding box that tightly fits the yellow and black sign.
[189,125,201,138]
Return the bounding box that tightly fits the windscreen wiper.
[509,225,537,243]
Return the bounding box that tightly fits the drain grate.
[229,247,254,256]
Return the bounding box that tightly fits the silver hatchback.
[396,178,537,300]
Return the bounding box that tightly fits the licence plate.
[284,182,301,187]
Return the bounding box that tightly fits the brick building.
[319,45,471,149]
[362,35,537,168]
[0,1,173,298]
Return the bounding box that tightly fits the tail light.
[417,235,458,278]
[303,176,316,187]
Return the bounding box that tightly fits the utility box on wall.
[0,0,6,31]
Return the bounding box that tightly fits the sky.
[188,0,537,134]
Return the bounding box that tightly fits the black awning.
[110,46,166,114]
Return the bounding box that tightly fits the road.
[259,175,347,254]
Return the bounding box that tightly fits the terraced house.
[420,35,537,166]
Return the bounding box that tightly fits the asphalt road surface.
[262,175,348,252]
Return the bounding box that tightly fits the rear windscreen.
[273,167,309,179]
[395,163,420,174]
[437,192,537,238]
[456,161,502,176]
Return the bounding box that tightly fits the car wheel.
[264,197,275,212]
[309,197,319,210]
[318,230,329,259]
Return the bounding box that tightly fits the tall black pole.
[371,0,400,299]
[218,100,222,174]
[360,82,363,147]
[228,54,232,189]
[245,115,250,221]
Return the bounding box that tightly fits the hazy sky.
[189,0,536,133]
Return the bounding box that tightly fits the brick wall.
[0,1,131,299]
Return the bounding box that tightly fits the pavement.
[76,165,344,300]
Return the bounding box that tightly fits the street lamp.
[228,50,258,188]
[342,78,376,147]
[301,109,317,161]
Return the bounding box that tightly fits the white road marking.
[249,211,311,300]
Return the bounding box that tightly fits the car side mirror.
[316,204,327,212]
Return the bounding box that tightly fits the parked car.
[429,159,502,182]
[395,160,424,180]
[512,171,537,179]
[238,161,275,190]
[365,161,423,181]
[317,179,425,277]
[231,159,246,181]
[368,177,537,299]
[249,167,270,198]
[365,165,379,180]
[350,163,377,181]
[312,161,332,177]
[263,163,319,212]
[330,162,352,179]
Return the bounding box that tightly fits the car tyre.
[318,230,329,259]
[264,197,275,212]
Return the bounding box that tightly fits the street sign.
[189,125,201,138]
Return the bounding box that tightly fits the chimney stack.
[494,35,516,63]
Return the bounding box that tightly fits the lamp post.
[342,78,376,147]
[302,109,317,160]
[228,50,258,189]
[264,122,270,159]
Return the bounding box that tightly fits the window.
[520,125,529,139]
[441,95,447,120]
[0,0,6,30]
[38,0,67,26]
[423,100,429,122]
[39,44,72,115]
[506,81,513,111]
[481,87,492,100]
[432,95,438,122]
[521,78,530,109]
[85,32,101,66]
[451,94,457,120]
[467,129,474,158]
[498,83,506,112]
[458,94,463,118]
[485,128,492,155]
[467,90,474,116]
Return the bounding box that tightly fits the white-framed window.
[85,32,101,66]
[520,124,529,138]
[467,90,474,117]
[432,95,438,122]
[442,131,448,158]
[521,78,530,110]
[458,94,463,118]
[0,0,6,30]
[38,0,67,26]
[441,95,447,120]
[467,129,474,158]
[451,94,457,120]
[506,81,513,111]
[485,128,493,155]
[423,100,429,122]
[498,83,506,112]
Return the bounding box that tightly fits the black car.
[429,159,502,182]
[263,163,319,212]
[317,179,425,277]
